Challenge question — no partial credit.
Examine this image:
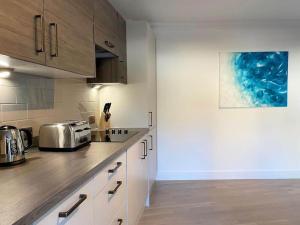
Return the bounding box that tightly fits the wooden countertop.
[0,128,149,225]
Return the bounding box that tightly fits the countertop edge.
[13,128,149,225]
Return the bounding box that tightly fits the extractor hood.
[87,45,127,85]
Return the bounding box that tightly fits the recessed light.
[0,68,14,78]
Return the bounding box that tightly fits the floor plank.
[138,180,300,225]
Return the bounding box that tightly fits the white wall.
[154,21,300,180]
[99,21,153,128]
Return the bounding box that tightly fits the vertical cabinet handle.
[144,140,148,157]
[149,112,153,127]
[118,219,123,225]
[49,23,58,57]
[149,135,153,150]
[58,194,87,218]
[141,142,146,159]
[141,141,148,159]
[34,15,44,53]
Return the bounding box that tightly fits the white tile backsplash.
[1,104,27,121]
[0,86,17,103]
[0,74,99,136]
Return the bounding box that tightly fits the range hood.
[87,45,127,85]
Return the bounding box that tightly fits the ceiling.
[109,0,300,23]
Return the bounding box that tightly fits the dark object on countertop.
[103,103,112,122]
[0,125,32,167]
[103,102,111,113]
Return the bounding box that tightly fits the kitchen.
[0,0,299,225]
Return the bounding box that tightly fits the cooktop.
[91,129,138,143]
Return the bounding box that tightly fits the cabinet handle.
[105,40,115,48]
[141,142,146,159]
[34,15,44,53]
[108,181,122,195]
[149,112,153,127]
[58,194,87,218]
[149,135,153,150]
[49,23,58,57]
[144,140,148,157]
[118,219,123,225]
[108,162,122,174]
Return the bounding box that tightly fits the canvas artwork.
[219,51,288,108]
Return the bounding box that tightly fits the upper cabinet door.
[0,0,45,64]
[94,0,119,55]
[44,0,95,77]
[117,14,127,61]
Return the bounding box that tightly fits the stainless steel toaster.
[39,121,91,151]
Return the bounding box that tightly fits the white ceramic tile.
[78,101,97,112]
[0,86,17,103]
[1,104,27,121]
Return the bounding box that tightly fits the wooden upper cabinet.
[44,0,95,76]
[0,0,45,64]
[117,13,127,61]
[94,0,125,57]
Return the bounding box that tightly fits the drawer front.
[93,170,126,225]
[110,202,127,225]
[34,178,94,225]
[92,152,126,197]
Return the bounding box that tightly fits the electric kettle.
[0,125,32,166]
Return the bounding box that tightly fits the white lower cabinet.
[146,129,157,206]
[35,134,156,225]
[93,166,126,225]
[127,139,148,225]
[34,178,94,225]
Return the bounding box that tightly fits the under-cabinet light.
[0,68,14,78]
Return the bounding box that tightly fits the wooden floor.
[138,180,300,225]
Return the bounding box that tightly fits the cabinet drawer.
[93,170,126,225]
[35,178,94,225]
[92,152,126,197]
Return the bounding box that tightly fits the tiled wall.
[0,73,99,136]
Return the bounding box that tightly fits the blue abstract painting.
[219,51,288,108]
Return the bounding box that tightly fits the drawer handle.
[108,162,122,174]
[141,141,147,159]
[144,140,148,156]
[149,112,153,127]
[105,40,115,48]
[108,181,122,195]
[149,135,153,150]
[118,219,123,225]
[58,194,87,218]
[141,142,146,159]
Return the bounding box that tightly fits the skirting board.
[157,170,300,180]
